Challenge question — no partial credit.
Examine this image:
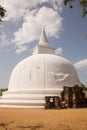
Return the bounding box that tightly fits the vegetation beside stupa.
[0,88,8,96]
[81,83,87,92]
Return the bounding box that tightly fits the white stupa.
[0,29,81,108]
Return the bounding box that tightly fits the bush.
[0,88,8,96]
[81,83,87,92]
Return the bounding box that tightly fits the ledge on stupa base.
[0,89,63,108]
[7,88,63,93]
[1,89,63,98]
[0,104,45,108]
[0,99,45,108]
[0,105,45,108]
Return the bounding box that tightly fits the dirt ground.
[0,108,87,130]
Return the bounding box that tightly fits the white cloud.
[12,6,63,52]
[55,47,63,55]
[1,0,63,21]
[15,45,28,54]
[50,0,63,12]
[1,0,42,21]
[1,0,63,53]
[74,59,87,69]
[0,33,9,47]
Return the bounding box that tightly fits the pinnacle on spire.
[39,28,48,47]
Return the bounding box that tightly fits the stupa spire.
[39,28,48,47]
[33,28,55,55]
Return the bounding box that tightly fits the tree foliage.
[0,88,8,96]
[81,83,87,91]
[64,0,87,17]
[0,5,6,23]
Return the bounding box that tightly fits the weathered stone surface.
[61,85,87,108]
[45,86,87,109]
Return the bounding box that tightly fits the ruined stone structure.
[45,96,61,109]
[45,86,87,109]
[61,85,87,108]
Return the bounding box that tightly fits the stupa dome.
[9,54,80,92]
[0,29,80,108]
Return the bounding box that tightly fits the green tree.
[81,83,87,91]
[0,88,8,96]
[64,0,87,17]
[0,5,6,23]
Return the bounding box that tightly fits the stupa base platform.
[0,89,62,108]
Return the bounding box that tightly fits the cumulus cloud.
[15,45,28,54]
[50,0,63,12]
[13,7,63,46]
[55,47,63,55]
[0,0,45,21]
[74,59,87,69]
[1,0,63,21]
[1,0,63,53]
[0,33,9,47]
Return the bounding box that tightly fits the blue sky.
[0,0,87,88]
